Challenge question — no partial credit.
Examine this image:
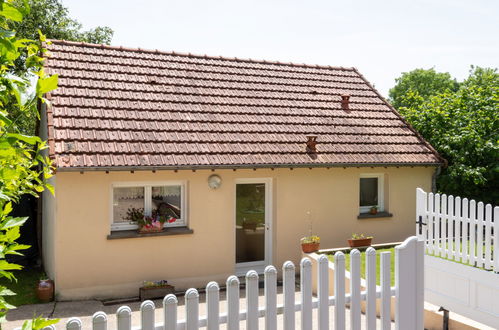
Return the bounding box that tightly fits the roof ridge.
[46,39,356,72]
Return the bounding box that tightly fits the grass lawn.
[326,248,396,286]
[0,267,46,306]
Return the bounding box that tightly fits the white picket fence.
[416,188,499,271]
[41,237,423,330]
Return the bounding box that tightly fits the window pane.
[152,186,182,222]
[113,187,144,223]
[360,178,378,207]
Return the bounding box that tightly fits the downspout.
[432,166,441,193]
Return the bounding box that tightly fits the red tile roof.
[43,40,443,170]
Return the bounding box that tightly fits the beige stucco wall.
[46,166,433,300]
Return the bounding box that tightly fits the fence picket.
[140,300,155,330]
[462,198,469,264]
[454,196,461,261]
[246,271,259,330]
[365,247,376,330]
[380,252,391,330]
[163,295,177,330]
[469,200,476,266]
[116,306,132,330]
[494,207,499,272]
[318,254,329,330]
[334,252,346,330]
[434,193,441,256]
[447,195,454,259]
[185,289,199,330]
[300,258,313,330]
[226,276,240,330]
[428,192,435,254]
[283,261,295,330]
[66,318,82,330]
[264,265,278,330]
[92,311,107,330]
[206,282,220,330]
[349,249,361,330]
[416,188,427,241]
[477,202,484,268]
[484,204,492,269]
[441,194,447,257]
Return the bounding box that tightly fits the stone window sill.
[357,211,393,219]
[107,227,193,240]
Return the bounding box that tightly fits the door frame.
[234,178,273,276]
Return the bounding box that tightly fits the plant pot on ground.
[348,233,373,248]
[36,279,54,303]
[301,235,320,253]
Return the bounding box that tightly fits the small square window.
[359,174,384,213]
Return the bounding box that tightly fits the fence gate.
[416,188,499,328]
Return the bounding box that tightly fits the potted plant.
[369,206,378,215]
[348,233,373,248]
[242,218,258,231]
[301,211,320,253]
[126,207,176,234]
[139,280,175,301]
[301,235,320,253]
[36,278,54,303]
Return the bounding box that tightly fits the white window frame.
[359,174,384,214]
[110,180,187,231]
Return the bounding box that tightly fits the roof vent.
[306,135,318,153]
[341,94,350,110]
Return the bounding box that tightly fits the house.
[39,40,443,300]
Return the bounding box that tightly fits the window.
[359,174,384,213]
[111,181,186,231]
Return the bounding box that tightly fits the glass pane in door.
[236,183,265,263]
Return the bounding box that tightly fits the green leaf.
[6,133,41,145]
[0,287,16,296]
[36,74,58,96]
[0,2,24,22]
[0,260,23,270]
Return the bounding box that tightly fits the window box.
[107,227,194,240]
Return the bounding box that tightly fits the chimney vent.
[341,94,350,110]
[306,135,318,153]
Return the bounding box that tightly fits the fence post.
[116,306,132,330]
[186,288,200,330]
[395,236,424,330]
[163,294,178,330]
[226,275,240,330]
[283,261,295,330]
[494,207,499,272]
[265,265,278,330]
[206,281,220,330]
[300,258,313,330]
[246,270,259,330]
[416,188,427,241]
[92,311,107,330]
[318,254,329,330]
[140,300,155,330]
[66,318,82,330]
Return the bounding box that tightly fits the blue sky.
[62,0,498,97]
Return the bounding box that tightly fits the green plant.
[301,235,320,244]
[351,233,373,240]
[0,0,58,325]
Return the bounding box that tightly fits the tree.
[388,68,459,109]
[8,0,113,134]
[11,0,113,44]
[397,67,499,204]
[0,0,57,327]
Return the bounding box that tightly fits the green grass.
[327,248,396,286]
[0,267,47,306]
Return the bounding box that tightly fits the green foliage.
[22,316,59,330]
[0,0,57,325]
[8,0,113,134]
[396,67,499,204]
[388,68,459,109]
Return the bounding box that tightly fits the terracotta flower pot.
[348,238,372,248]
[36,279,54,303]
[370,208,378,215]
[242,222,257,230]
[301,242,320,253]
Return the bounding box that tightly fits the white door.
[235,178,272,275]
